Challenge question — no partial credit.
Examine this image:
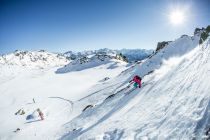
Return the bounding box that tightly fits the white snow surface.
[0,56,128,140]
[0,35,210,140]
[58,37,210,140]
[56,55,128,73]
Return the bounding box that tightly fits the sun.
[169,10,185,25]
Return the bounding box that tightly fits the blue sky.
[0,0,210,54]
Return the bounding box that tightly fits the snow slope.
[132,34,200,77]
[0,56,128,140]
[58,37,210,140]
[0,29,209,140]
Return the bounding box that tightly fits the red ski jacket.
[132,76,142,87]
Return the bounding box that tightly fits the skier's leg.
[133,82,138,88]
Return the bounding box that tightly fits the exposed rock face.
[199,25,210,44]
[156,41,172,52]
[115,53,128,63]
[193,25,210,45]
[194,27,205,36]
[63,51,77,60]
[181,35,188,38]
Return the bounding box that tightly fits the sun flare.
[169,10,184,25]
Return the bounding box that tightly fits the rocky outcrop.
[193,25,210,44]
[199,25,210,44]
[115,53,128,63]
[194,27,205,36]
[156,41,172,52]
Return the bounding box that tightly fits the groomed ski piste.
[0,33,210,139]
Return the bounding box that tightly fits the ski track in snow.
[48,97,74,113]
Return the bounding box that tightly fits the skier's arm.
[129,80,133,83]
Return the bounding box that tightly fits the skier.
[37,108,44,120]
[129,75,142,88]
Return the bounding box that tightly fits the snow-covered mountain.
[63,48,153,62]
[0,48,152,69]
[56,51,129,73]
[0,50,69,68]
[116,49,153,62]
[0,25,210,140]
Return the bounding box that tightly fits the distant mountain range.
[0,48,153,68]
[63,48,154,62]
[0,50,69,68]
[1,25,209,70]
